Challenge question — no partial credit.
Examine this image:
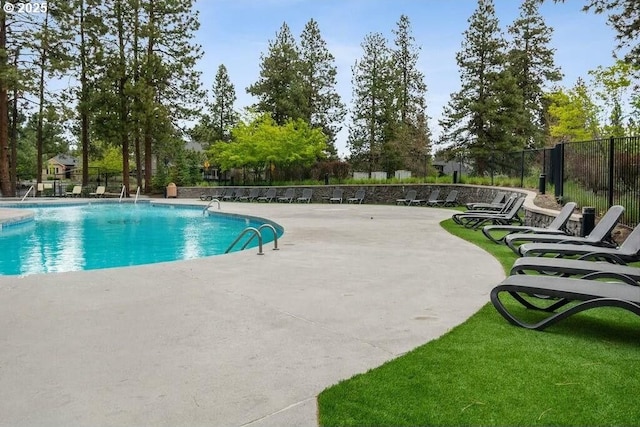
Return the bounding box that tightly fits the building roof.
[48,154,78,167]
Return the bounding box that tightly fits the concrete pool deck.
[0,200,505,426]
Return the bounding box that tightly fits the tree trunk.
[0,13,11,196]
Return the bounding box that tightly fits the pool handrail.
[225,227,263,255]
[134,186,140,204]
[118,185,126,203]
[240,223,279,251]
[21,185,35,202]
[203,198,221,214]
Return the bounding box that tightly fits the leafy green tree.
[545,79,601,141]
[91,145,123,185]
[348,32,395,176]
[508,0,563,148]
[588,59,639,136]
[247,22,305,125]
[209,113,326,177]
[439,0,525,175]
[298,18,345,157]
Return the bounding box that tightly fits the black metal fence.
[499,136,640,227]
[558,136,640,228]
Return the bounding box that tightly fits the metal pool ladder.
[225,224,280,255]
[202,198,221,214]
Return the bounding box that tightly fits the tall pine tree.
[191,63,238,146]
[508,0,562,148]
[439,0,524,175]
[247,22,305,125]
[391,14,431,174]
[298,18,345,157]
[348,32,395,176]
[209,64,237,143]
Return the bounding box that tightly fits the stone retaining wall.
[178,184,523,206]
[177,184,582,233]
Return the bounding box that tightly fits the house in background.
[432,159,469,177]
[44,154,79,180]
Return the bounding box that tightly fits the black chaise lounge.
[518,220,640,264]
[257,188,276,202]
[452,196,525,229]
[427,189,458,207]
[465,191,507,211]
[511,257,640,282]
[347,188,365,204]
[396,189,424,206]
[505,205,624,255]
[490,274,640,330]
[482,202,577,244]
[453,194,517,225]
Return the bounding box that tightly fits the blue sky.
[194,0,618,157]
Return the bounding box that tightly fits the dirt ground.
[533,193,563,211]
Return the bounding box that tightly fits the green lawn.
[317,219,640,426]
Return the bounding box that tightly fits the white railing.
[134,186,140,204]
[225,227,263,255]
[118,185,126,203]
[21,185,35,202]
[202,198,221,215]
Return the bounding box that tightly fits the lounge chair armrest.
[581,271,640,286]
[577,252,627,265]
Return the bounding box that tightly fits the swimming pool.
[0,202,283,276]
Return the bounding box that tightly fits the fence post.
[608,136,615,208]
[552,143,564,200]
[520,150,525,188]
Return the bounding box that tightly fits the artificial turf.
[317,218,640,426]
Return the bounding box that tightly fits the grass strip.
[318,218,640,426]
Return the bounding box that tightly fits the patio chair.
[510,257,640,282]
[238,187,261,202]
[232,188,247,201]
[518,220,640,264]
[396,189,424,206]
[347,188,366,204]
[223,188,240,201]
[453,194,517,224]
[89,186,105,198]
[505,205,624,255]
[423,189,441,206]
[296,188,313,203]
[277,188,296,203]
[66,185,82,198]
[452,196,524,229]
[427,189,458,207]
[200,188,224,201]
[257,188,276,203]
[465,191,507,211]
[329,188,344,204]
[490,274,640,331]
[482,202,577,244]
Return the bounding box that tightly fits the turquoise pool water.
[0,203,282,276]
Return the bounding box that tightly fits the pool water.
[0,203,281,276]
